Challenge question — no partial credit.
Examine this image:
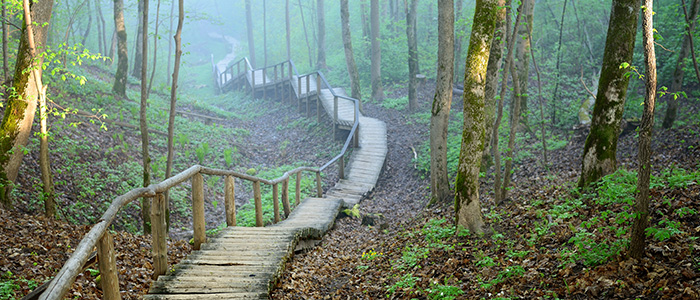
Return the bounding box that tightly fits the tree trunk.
[361,0,370,40]
[370,0,384,101]
[551,0,568,125]
[316,0,326,69]
[481,0,507,170]
[131,0,144,79]
[165,0,184,234]
[96,0,108,56]
[453,0,464,82]
[454,0,498,234]
[429,0,454,205]
[298,0,313,69]
[0,0,53,208]
[405,0,418,111]
[166,0,174,86]
[662,0,699,129]
[94,0,104,54]
[148,0,161,95]
[630,0,656,260]
[578,0,641,188]
[501,55,523,200]
[340,0,361,100]
[513,0,534,129]
[245,0,255,67]
[112,0,128,98]
[81,0,92,47]
[263,0,267,68]
[139,0,151,234]
[286,0,291,60]
[2,0,8,81]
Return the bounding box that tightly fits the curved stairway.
[145,61,387,299]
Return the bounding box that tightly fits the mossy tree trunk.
[454,0,498,234]
[406,0,418,111]
[139,0,152,234]
[630,0,656,260]
[340,0,361,100]
[482,0,507,170]
[112,0,128,98]
[662,0,699,129]
[577,0,641,189]
[429,0,454,206]
[0,0,53,208]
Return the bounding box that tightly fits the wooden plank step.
[144,292,267,300]
[178,258,281,266]
[149,284,267,294]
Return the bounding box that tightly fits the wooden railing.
[39,57,361,300]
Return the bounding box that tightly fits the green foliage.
[426,278,464,300]
[386,273,418,296]
[379,96,408,110]
[396,246,430,271]
[0,271,37,300]
[645,219,684,242]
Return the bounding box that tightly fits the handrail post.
[274,65,279,100]
[253,181,263,227]
[224,175,236,226]
[316,172,322,198]
[192,173,205,250]
[288,62,293,103]
[97,231,121,300]
[282,178,291,217]
[272,183,280,223]
[251,69,256,98]
[263,67,267,100]
[339,154,345,179]
[354,102,360,148]
[305,75,311,116]
[280,64,286,104]
[316,74,321,122]
[151,192,168,277]
[295,172,301,206]
[297,76,302,111]
[333,96,338,139]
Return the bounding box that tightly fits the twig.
[580,67,597,100]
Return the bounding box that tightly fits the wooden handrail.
[42,56,362,299]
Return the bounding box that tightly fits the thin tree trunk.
[429,0,454,205]
[81,0,92,46]
[361,0,370,40]
[662,0,699,129]
[166,0,174,86]
[513,0,533,130]
[405,0,418,111]
[453,0,464,82]
[370,0,384,101]
[2,0,8,81]
[340,0,361,100]
[97,0,108,56]
[551,0,567,126]
[454,0,498,234]
[131,0,144,79]
[112,0,128,98]
[492,2,521,204]
[147,0,160,95]
[263,0,267,68]
[316,0,326,69]
[482,0,507,170]
[286,0,291,60]
[21,0,55,218]
[0,0,53,208]
[527,22,548,166]
[630,0,656,260]
[298,0,313,69]
[165,0,184,233]
[108,28,116,66]
[578,0,641,188]
[139,0,151,234]
[94,0,104,54]
[244,0,255,67]
[501,57,523,200]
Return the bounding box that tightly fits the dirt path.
[208,33,240,74]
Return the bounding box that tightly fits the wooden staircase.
[145,59,387,299]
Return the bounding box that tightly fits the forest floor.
[1,75,699,299]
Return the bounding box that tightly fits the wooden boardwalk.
[147,64,386,299]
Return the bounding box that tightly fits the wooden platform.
[148,61,387,299]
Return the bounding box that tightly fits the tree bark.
[454,0,498,234]
[245,0,255,67]
[501,53,524,200]
[630,0,656,260]
[81,0,92,47]
[0,0,53,208]
[2,0,8,81]
[263,0,267,68]
[147,0,161,95]
[513,0,534,129]
[429,0,454,205]
[453,0,464,82]
[662,0,699,129]
[405,0,418,111]
[340,0,361,100]
[96,0,108,57]
[316,0,326,69]
[370,0,384,101]
[481,0,507,170]
[551,0,568,125]
[139,0,151,234]
[131,0,144,79]
[165,0,184,234]
[361,0,370,40]
[286,0,291,60]
[578,0,641,188]
[112,0,128,98]
[166,0,174,86]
